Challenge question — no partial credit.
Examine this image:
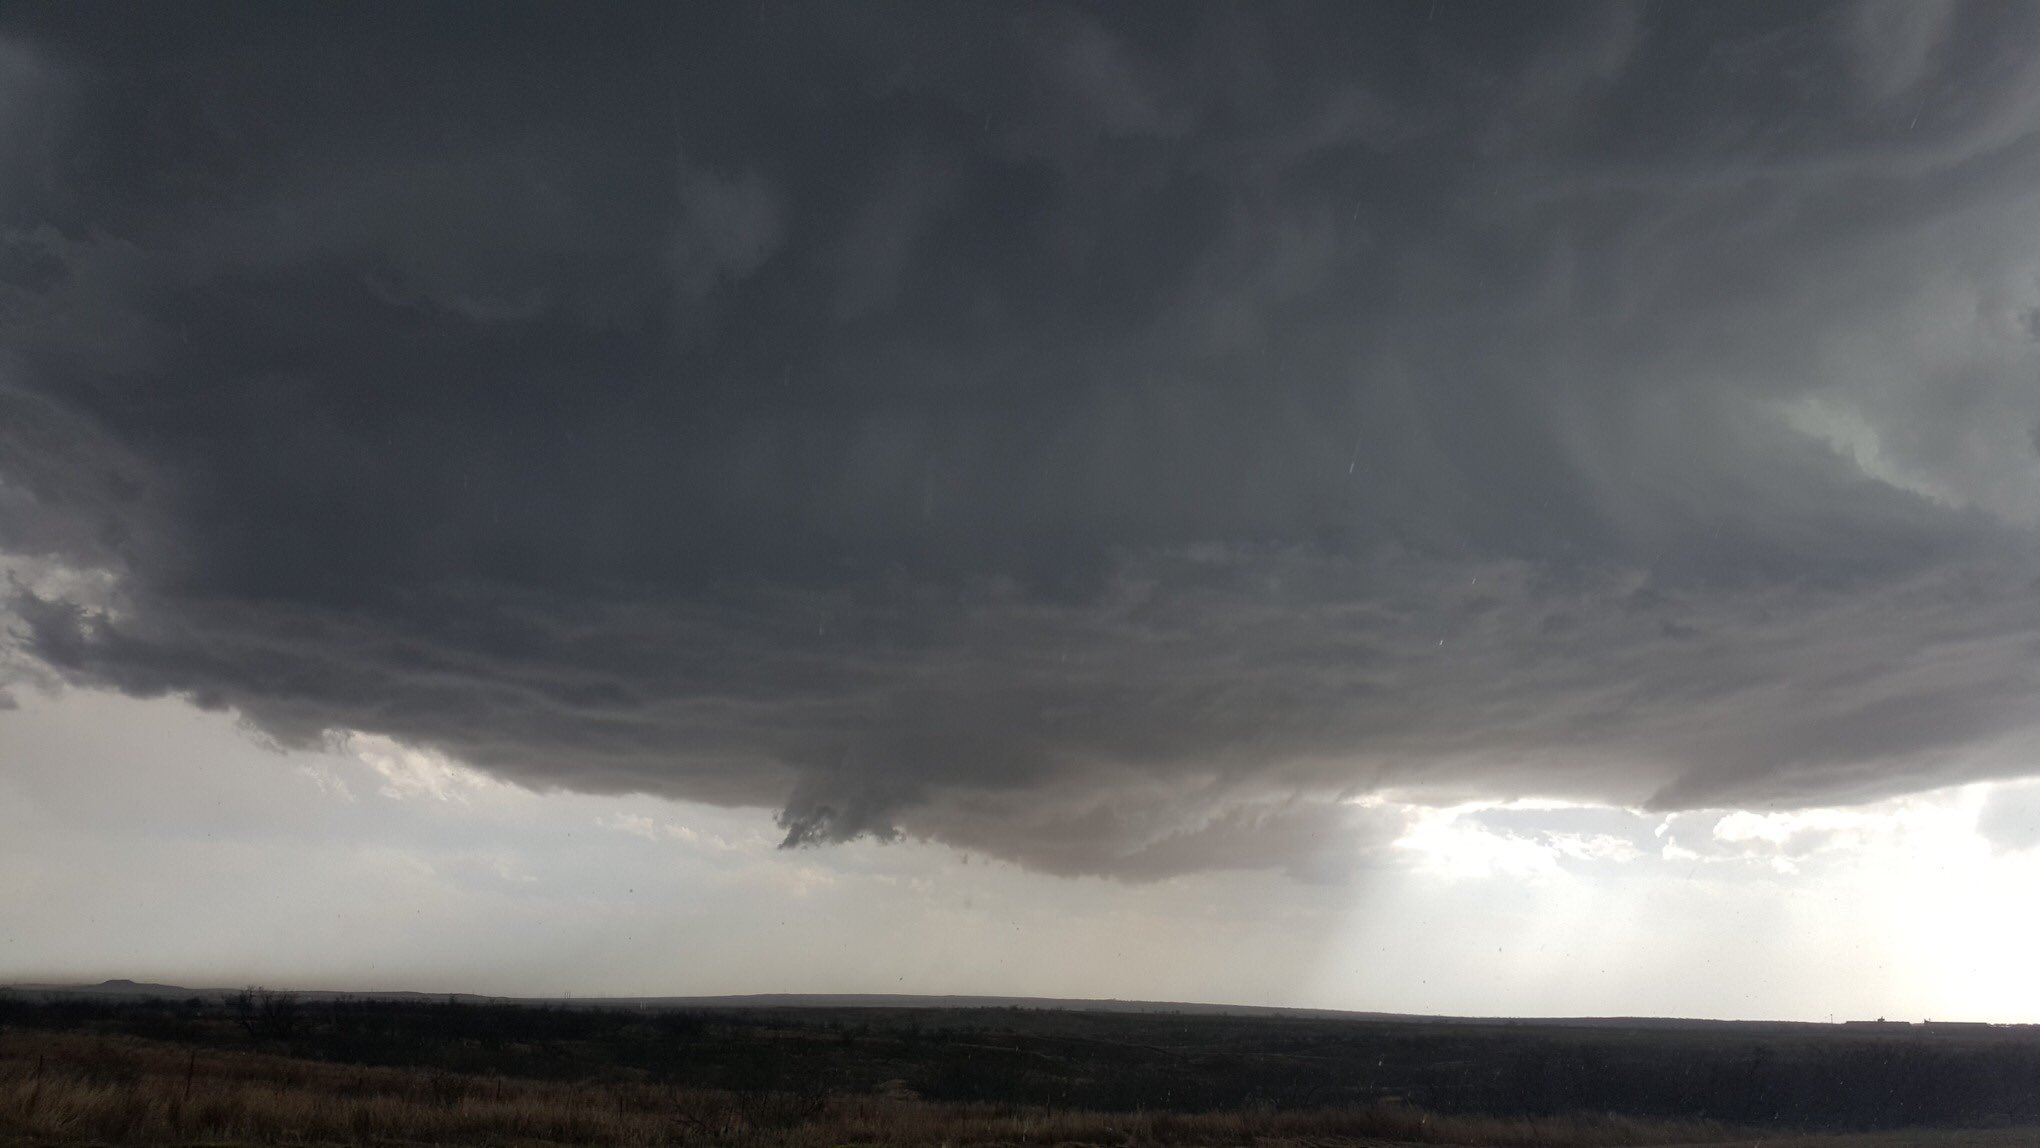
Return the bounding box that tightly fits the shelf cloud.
[6,3,2040,880]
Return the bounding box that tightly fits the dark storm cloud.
[6,2,2040,879]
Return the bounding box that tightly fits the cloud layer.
[6,3,2040,879]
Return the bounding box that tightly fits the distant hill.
[3,979,505,1005]
[5,979,200,997]
[4,981,1403,1018]
[3,980,2009,1031]
[592,992,1422,1020]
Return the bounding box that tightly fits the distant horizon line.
[4,978,2020,1030]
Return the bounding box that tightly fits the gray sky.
[5,1,2040,1018]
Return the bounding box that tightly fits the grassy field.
[0,1028,1744,1147]
[9,1029,2040,1148]
[6,993,2040,1146]
[8,1029,2040,1148]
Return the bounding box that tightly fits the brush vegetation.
[0,1027,1738,1147]
[4,991,2040,1145]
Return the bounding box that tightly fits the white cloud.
[341,732,511,803]
[602,812,660,839]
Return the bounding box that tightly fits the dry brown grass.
[0,1026,1985,1148]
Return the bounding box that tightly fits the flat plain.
[4,988,2038,1147]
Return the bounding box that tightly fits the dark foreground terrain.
[3,987,2038,1146]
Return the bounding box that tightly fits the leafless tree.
[226,986,301,1040]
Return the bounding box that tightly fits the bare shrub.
[225,988,301,1041]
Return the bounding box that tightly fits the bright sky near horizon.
[9,685,2040,1022]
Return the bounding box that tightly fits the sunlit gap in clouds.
[1313,784,2040,1022]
